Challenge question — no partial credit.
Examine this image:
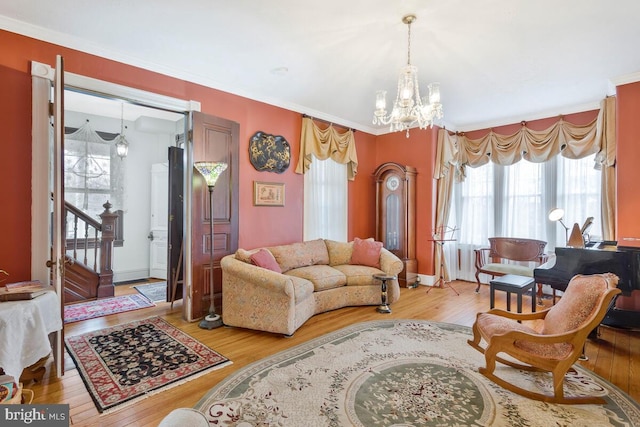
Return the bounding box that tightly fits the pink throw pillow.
[350,237,383,268]
[250,249,282,273]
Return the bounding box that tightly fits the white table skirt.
[0,290,62,381]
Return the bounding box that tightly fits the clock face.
[386,176,400,191]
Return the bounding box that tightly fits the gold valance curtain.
[436,97,616,179]
[295,117,358,180]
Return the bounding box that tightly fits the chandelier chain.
[407,19,411,66]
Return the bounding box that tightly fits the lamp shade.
[194,161,227,187]
[115,135,129,158]
[548,208,564,222]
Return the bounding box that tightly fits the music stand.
[427,226,459,295]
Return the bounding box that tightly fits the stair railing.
[64,200,118,287]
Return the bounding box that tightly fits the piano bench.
[490,274,536,314]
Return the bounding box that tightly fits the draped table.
[0,290,62,381]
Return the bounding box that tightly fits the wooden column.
[97,201,117,298]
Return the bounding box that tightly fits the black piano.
[534,244,640,329]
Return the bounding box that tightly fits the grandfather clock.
[374,162,417,287]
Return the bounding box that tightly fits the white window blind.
[303,157,348,241]
[450,154,601,281]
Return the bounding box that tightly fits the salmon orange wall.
[348,131,378,239]
[0,63,32,280]
[375,127,440,275]
[616,82,640,247]
[0,30,380,280]
[3,28,639,282]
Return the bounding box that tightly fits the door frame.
[30,60,202,345]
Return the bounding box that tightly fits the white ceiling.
[2,1,640,133]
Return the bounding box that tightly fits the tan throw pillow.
[235,248,259,264]
[350,237,383,268]
[250,249,282,273]
[325,239,353,266]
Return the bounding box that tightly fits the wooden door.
[51,55,66,376]
[168,147,184,303]
[190,112,239,319]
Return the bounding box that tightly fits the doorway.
[64,90,184,288]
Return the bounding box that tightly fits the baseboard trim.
[113,269,149,284]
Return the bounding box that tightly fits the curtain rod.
[302,114,356,133]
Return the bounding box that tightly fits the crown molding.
[454,101,602,133]
[610,71,640,87]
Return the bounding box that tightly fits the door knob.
[46,259,56,268]
[147,231,155,241]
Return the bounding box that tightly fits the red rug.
[64,294,155,323]
[65,316,231,413]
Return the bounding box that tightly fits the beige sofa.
[221,238,403,336]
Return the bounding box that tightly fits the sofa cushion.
[325,240,353,266]
[351,237,383,268]
[286,265,346,291]
[333,264,384,286]
[250,249,282,273]
[268,239,329,272]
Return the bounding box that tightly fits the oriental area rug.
[64,294,154,323]
[195,320,640,426]
[133,281,168,303]
[65,316,231,413]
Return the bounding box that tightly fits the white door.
[149,163,169,279]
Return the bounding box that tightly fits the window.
[64,122,125,246]
[303,157,348,241]
[450,154,601,281]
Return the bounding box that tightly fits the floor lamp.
[194,161,228,330]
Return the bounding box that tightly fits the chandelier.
[373,14,444,138]
[115,102,129,159]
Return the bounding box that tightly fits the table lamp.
[548,207,569,244]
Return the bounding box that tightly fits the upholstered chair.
[468,273,620,404]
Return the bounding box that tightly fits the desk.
[0,290,62,381]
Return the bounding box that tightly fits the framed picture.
[253,181,285,206]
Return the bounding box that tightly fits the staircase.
[63,201,118,303]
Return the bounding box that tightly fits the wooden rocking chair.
[468,273,620,404]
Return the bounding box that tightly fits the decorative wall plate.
[249,131,290,173]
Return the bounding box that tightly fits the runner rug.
[64,294,154,323]
[133,281,168,303]
[195,320,640,426]
[66,316,231,413]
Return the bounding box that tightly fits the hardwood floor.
[29,280,640,426]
